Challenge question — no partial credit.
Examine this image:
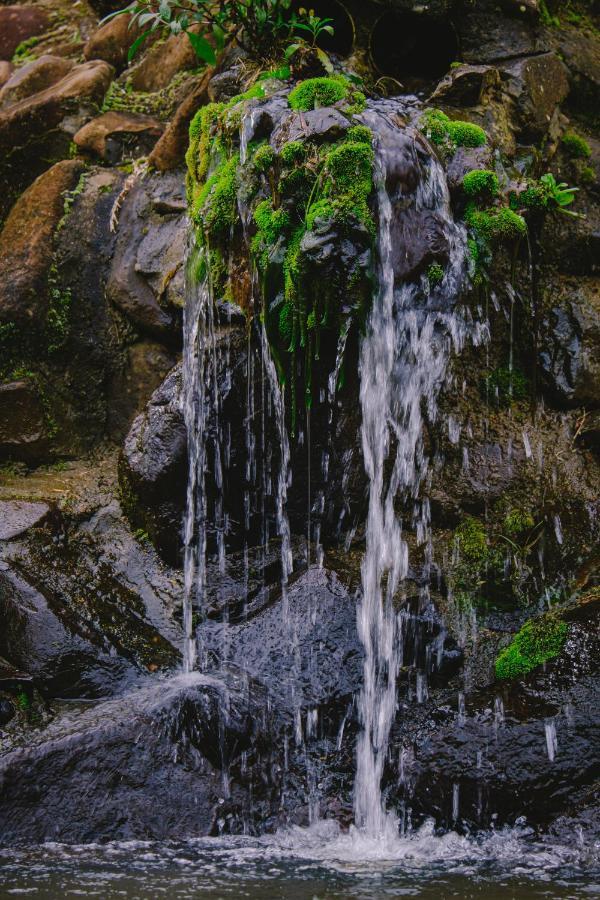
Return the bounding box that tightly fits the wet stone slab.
[0,500,49,541]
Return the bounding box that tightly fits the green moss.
[46,263,72,354]
[346,125,373,145]
[580,165,596,185]
[420,109,486,151]
[253,143,276,173]
[11,35,42,63]
[449,120,486,148]
[483,365,528,405]
[280,141,306,165]
[288,77,348,111]
[510,183,550,210]
[495,614,568,680]
[345,91,367,115]
[193,154,239,241]
[427,263,444,286]
[455,517,489,565]
[503,508,535,537]
[561,131,592,159]
[466,205,527,243]
[462,170,499,199]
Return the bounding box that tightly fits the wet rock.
[0,55,74,110]
[128,31,198,92]
[148,68,213,171]
[501,52,569,142]
[0,158,85,331]
[446,145,494,194]
[0,380,49,464]
[105,171,186,337]
[0,60,113,215]
[429,64,501,107]
[73,110,164,163]
[0,6,50,61]
[539,277,600,407]
[0,672,276,844]
[204,566,363,707]
[0,501,50,541]
[83,14,140,73]
[0,563,138,699]
[271,107,350,148]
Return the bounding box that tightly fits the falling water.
[354,107,470,835]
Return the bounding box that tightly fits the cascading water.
[354,104,471,836]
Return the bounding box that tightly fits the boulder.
[0,501,50,541]
[105,171,186,336]
[0,60,113,216]
[457,6,549,64]
[551,26,600,114]
[501,52,569,142]
[0,380,49,464]
[73,110,164,163]
[0,159,85,331]
[83,14,139,72]
[0,6,50,61]
[128,31,198,92]
[0,55,74,110]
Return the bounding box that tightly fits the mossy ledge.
[186,77,376,431]
[495,613,568,681]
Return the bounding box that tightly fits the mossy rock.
[495,613,568,680]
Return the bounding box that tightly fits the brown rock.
[502,52,569,142]
[0,6,50,62]
[0,62,14,89]
[0,55,74,110]
[0,59,113,215]
[0,159,85,329]
[128,31,197,93]
[148,68,213,171]
[73,110,164,163]
[0,380,48,463]
[83,14,140,73]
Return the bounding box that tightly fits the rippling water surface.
[1,820,598,898]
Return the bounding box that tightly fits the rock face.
[0,380,49,463]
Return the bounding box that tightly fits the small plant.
[15,691,30,711]
[539,173,581,217]
[495,614,568,680]
[285,7,335,71]
[561,131,592,160]
[108,0,334,64]
[427,263,444,286]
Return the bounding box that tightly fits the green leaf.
[284,42,302,58]
[186,30,216,64]
[127,30,151,62]
[316,47,333,73]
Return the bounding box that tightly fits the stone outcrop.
[73,110,164,163]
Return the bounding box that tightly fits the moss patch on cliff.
[495,614,568,680]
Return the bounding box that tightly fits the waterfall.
[354,106,469,835]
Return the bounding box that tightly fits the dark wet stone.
[0,698,15,727]
[0,673,278,845]
[204,566,363,707]
[272,107,350,148]
[429,64,501,107]
[0,6,50,62]
[0,380,49,464]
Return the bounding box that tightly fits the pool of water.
[1,820,598,899]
